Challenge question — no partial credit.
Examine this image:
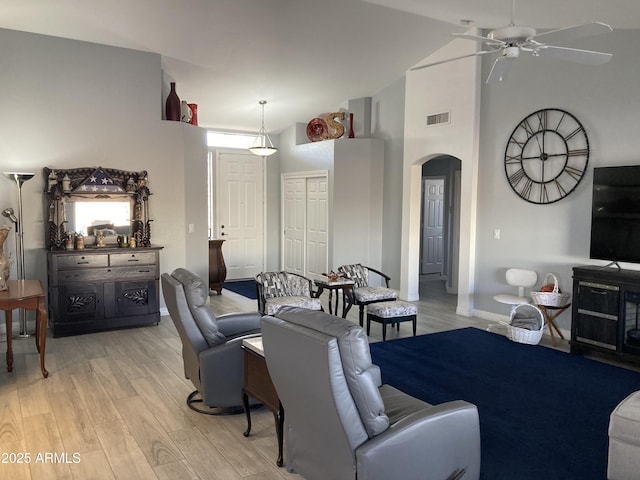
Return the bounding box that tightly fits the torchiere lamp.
[3,171,35,337]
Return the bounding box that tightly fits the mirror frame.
[44,166,152,250]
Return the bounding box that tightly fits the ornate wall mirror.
[44,166,152,249]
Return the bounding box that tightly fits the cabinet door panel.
[574,313,618,350]
[55,284,104,324]
[111,280,157,318]
[577,282,619,316]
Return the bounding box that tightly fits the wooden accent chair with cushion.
[338,264,398,326]
[255,271,322,315]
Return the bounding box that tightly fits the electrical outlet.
[493,229,501,240]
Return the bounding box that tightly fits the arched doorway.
[400,150,476,318]
[420,155,462,299]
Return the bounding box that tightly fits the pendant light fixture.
[249,100,278,157]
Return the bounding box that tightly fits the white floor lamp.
[3,171,35,337]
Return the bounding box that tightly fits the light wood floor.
[0,277,613,479]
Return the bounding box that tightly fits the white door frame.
[281,170,329,276]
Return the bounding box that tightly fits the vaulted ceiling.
[1,0,638,132]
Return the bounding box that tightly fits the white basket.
[531,273,571,307]
[488,304,545,345]
[507,304,545,345]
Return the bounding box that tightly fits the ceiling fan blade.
[452,33,505,47]
[532,21,613,45]
[486,55,516,84]
[411,51,496,72]
[535,45,612,65]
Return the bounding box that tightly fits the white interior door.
[216,152,264,279]
[305,176,328,279]
[421,177,445,275]
[282,172,328,280]
[283,178,305,275]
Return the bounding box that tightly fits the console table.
[1,280,48,378]
[241,336,283,467]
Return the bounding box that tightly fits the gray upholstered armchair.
[338,263,398,326]
[255,271,322,315]
[261,307,481,480]
[161,268,261,414]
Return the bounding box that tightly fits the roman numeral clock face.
[504,108,589,204]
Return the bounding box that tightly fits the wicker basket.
[505,304,545,345]
[531,273,571,307]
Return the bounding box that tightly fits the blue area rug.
[369,327,640,480]
[223,280,258,300]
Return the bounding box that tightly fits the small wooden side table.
[242,337,283,467]
[0,280,48,378]
[537,303,571,347]
[314,279,355,318]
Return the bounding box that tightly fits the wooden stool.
[366,301,417,341]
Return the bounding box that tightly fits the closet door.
[283,177,306,275]
[282,173,328,280]
[305,176,328,279]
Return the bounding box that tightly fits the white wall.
[0,29,209,319]
[8,26,637,337]
[402,34,482,310]
[278,132,385,271]
[332,139,384,269]
[371,78,406,287]
[472,29,640,332]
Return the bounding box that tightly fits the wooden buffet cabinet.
[47,247,163,337]
[43,166,162,337]
[571,266,640,360]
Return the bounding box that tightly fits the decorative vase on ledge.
[348,113,355,138]
[0,225,11,291]
[165,82,181,121]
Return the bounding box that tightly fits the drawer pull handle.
[138,269,151,273]
[77,261,90,265]
[127,259,140,262]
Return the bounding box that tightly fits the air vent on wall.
[426,111,450,127]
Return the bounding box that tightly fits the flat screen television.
[590,165,640,264]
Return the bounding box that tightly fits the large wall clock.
[504,108,589,204]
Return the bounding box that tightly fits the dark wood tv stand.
[571,266,640,361]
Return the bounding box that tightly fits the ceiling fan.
[411,0,613,83]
